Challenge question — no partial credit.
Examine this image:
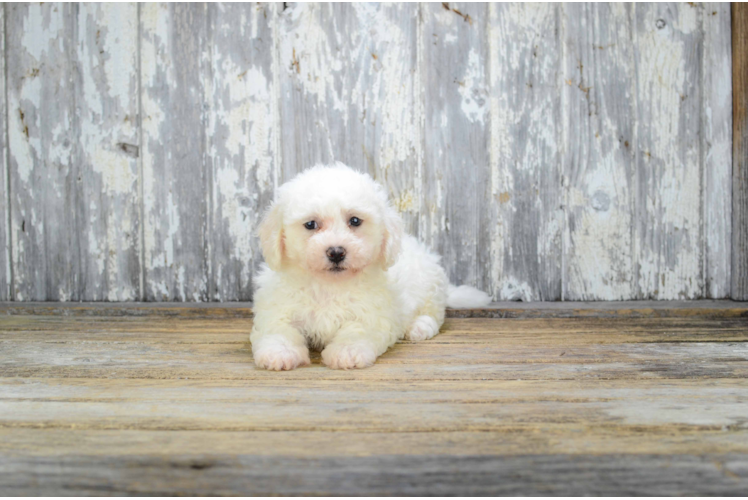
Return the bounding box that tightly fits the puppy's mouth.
[328,265,347,273]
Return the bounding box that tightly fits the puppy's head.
[258,163,403,278]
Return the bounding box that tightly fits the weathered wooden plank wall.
[6,3,141,301]
[704,3,733,299]
[422,2,490,291]
[489,4,564,301]
[734,2,748,300]
[563,3,636,301]
[0,3,737,302]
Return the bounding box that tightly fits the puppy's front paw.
[322,342,377,370]
[406,315,440,341]
[253,340,310,371]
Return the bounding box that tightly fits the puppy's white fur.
[251,163,490,370]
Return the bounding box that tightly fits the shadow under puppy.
[251,163,490,370]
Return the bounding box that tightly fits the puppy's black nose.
[326,246,346,264]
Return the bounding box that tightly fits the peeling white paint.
[458,49,488,124]
[1,2,7,298]
[74,3,141,300]
[561,3,636,301]
[488,3,562,300]
[499,276,534,302]
[2,2,735,302]
[701,2,732,299]
[281,4,345,116]
[21,4,61,63]
[100,4,138,112]
[636,4,702,299]
[202,3,279,300]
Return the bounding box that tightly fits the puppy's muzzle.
[326,246,346,264]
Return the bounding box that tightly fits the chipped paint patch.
[562,3,635,301]
[636,4,702,299]
[393,189,415,213]
[0,2,734,302]
[488,3,562,300]
[499,276,534,302]
[457,48,488,124]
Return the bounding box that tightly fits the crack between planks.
[2,3,12,301]
[271,2,282,195]
[631,3,642,300]
[204,3,215,302]
[136,3,146,302]
[415,2,425,245]
[0,422,742,434]
[700,4,708,299]
[68,3,83,302]
[560,3,569,302]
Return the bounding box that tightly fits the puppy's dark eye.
[304,221,318,230]
[349,217,362,227]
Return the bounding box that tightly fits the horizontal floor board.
[3,427,748,458]
[3,361,747,382]
[1,453,746,496]
[2,317,746,344]
[1,305,746,495]
[2,339,748,381]
[1,378,746,432]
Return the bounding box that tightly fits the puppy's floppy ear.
[258,202,284,270]
[380,205,404,269]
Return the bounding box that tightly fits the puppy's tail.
[447,285,492,309]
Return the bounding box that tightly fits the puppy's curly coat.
[251,163,490,370]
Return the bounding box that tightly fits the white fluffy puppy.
[251,163,490,370]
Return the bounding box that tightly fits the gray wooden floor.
[1,301,747,495]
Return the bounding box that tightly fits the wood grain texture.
[75,4,142,301]
[5,4,141,301]
[703,3,732,298]
[734,2,748,300]
[140,3,210,301]
[3,378,748,431]
[421,3,490,289]
[635,3,703,299]
[277,3,421,234]
[206,3,277,301]
[0,2,739,302]
[6,4,79,300]
[2,314,748,384]
[562,3,636,300]
[0,308,747,494]
[0,6,8,301]
[488,4,564,301]
[2,427,747,460]
[1,453,746,496]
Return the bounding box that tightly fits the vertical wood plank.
[488,4,563,301]
[421,2,490,289]
[702,3,732,299]
[7,4,82,301]
[634,3,703,300]
[562,3,636,300]
[277,3,420,234]
[75,3,141,301]
[0,5,9,301]
[206,3,277,301]
[733,2,748,300]
[140,4,210,301]
[6,3,140,301]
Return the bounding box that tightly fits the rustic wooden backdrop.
[0,2,737,302]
